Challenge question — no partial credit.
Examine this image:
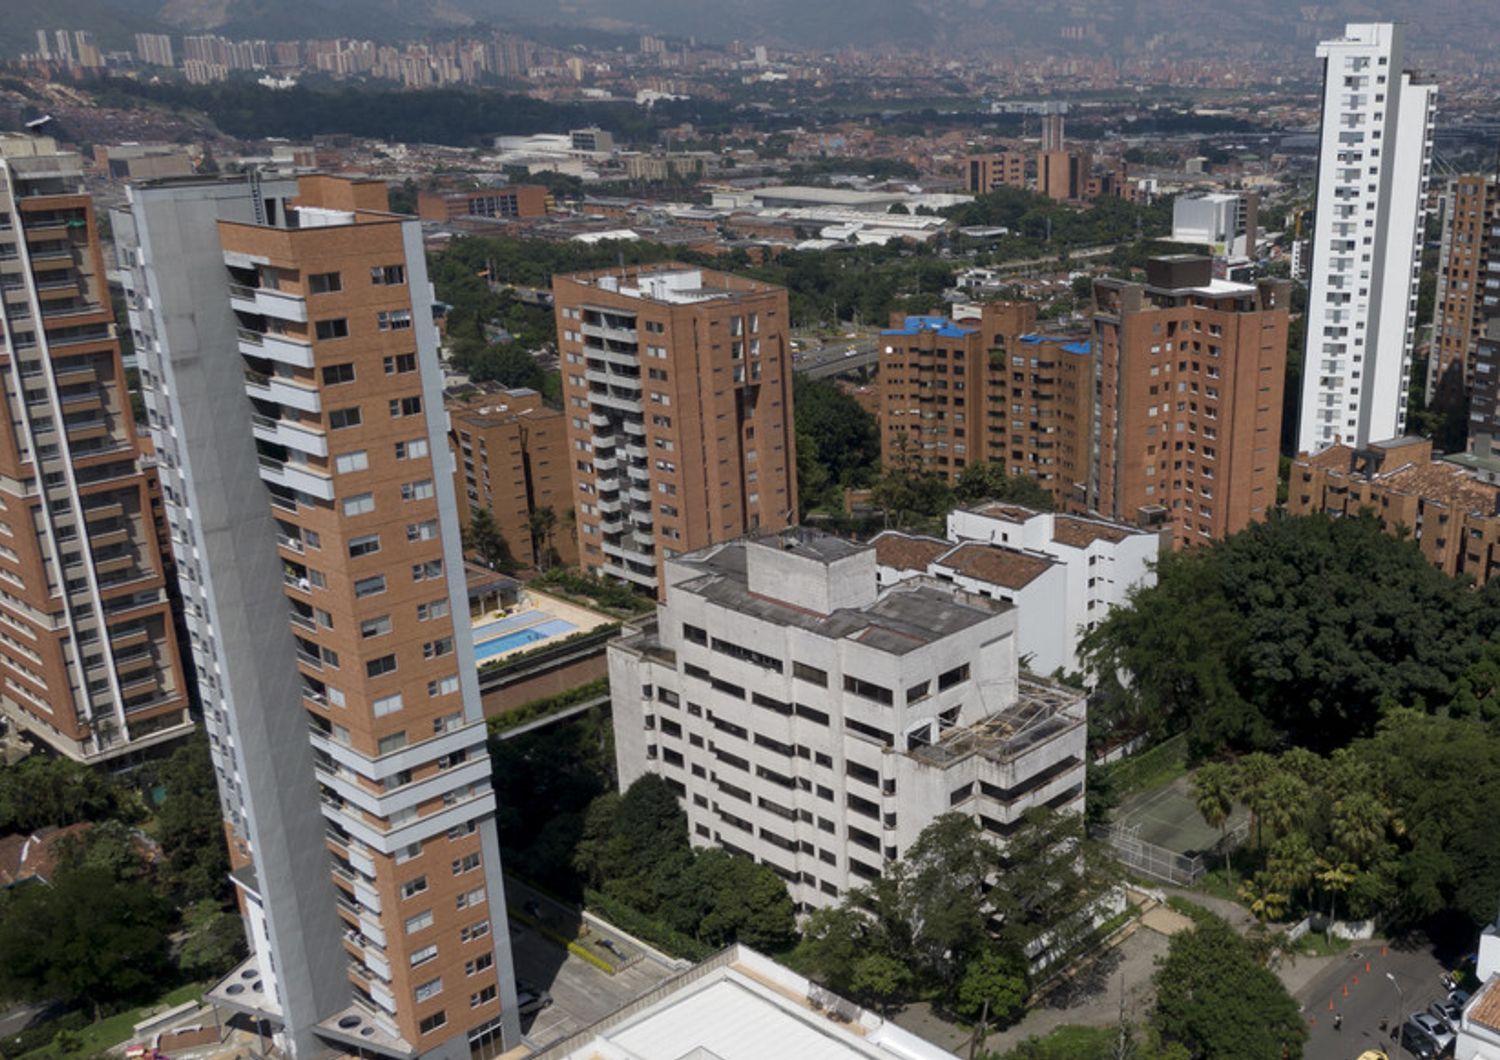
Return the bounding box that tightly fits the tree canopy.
[793,375,879,515]
[0,755,129,833]
[1151,914,1306,1059]
[1084,512,1500,754]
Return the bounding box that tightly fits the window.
[396,841,423,864]
[367,654,398,678]
[348,533,381,558]
[396,438,429,460]
[470,985,497,1008]
[938,663,970,691]
[354,574,387,598]
[843,674,893,706]
[412,560,443,582]
[414,977,443,1003]
[418,1012,446,1036]
[793,661,828,687]
[329,407,362,430]
[407,520,438,542]
[452,853,481,875]
[456,886,485,909]
[315,318,349,340]
[378,731,408,755]
[682,623,707,645]
[401,876,428,899]
[360,615,392,639]
[378,309,413,330]
[384,352,417,374]
[417,598,449,621]
[423,637,454,659]
[428,675,459,697]
[334,450,368,474]
[371,264,406,285]
[459,919,490,943]
[402,479,435,501]
[308,272,342,294]
[410,943,438,967]
[373,692,403,716]
[342,493,374,517]
[322,363,355,385]
[390,395,422,417]
[465,954,494,976]
[405,910,434,934]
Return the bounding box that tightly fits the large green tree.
[793,375,879,514]
[0,865,173,1018]
[155,735,232,903]
[1151,915,1306,1059]
[0,755,126,832]
[953,462,1055,510]
[1084,513,1500,754]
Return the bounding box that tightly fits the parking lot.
[509,920,678,1048]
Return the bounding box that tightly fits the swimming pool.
[473,611,549,639]
[473,618,578,661]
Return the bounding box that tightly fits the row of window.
[327,394,423,431]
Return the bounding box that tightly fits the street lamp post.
[1386,971,1405,1039]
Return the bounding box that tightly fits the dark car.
[1399,1018,1438,1059]
[1429,997,1463,1033]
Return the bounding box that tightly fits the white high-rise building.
[1297,23,1437,454]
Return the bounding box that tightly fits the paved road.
[1294,940,1449,1059]
[794,339,879,378]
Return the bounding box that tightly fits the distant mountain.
[1,0,1489,63]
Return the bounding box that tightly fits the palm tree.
[1193,762,1239,886]
[1236,752,1278,848]
[1330,791,1389,867]
[528,506,558,572]
[1238,873,1290,923]
[1315,858,1358,938]
[1256,772,1309,845]
[1265,833,1318,914]
[463,508,512,571]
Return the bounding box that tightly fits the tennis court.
[1112,774,1248,859]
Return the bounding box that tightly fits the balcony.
[580,320,638,345]
[228,284,307,324]
[243,370,322,414]
[237,328,315,369]
[251,414,329,458]
[259,455,335,501]
[589,389,642,414]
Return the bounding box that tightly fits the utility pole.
[968,998,990,1060]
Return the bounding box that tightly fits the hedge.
[584,888,712,961]
[486,678,609,735]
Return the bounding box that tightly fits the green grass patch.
[1098,732,1189,798]
[1165,895,1223,927]
[22,984,205,1060]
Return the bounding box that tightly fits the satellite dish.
[24,115,53,130]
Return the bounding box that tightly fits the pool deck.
[470,589,615,666]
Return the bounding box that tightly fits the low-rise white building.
[609,528,1087,912]
[535,943,959,1060]
[873,506,1161,677]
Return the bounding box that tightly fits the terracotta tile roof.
[937,542,1056,589]
[871,532,952,573]
[1301,442,1355,470]
[1381,461,1500,517]
[1467,976,1500,1033]
[1052,515,1132,548]
[0,823,90,887]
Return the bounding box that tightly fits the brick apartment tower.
[447,386,576,569]
[1427,173,1500,411]
[0,134,192,762]
[553,264,797,595]
[965,152,1027,194]
[878,303,1092,508]
[115,173,519,1059]
[1090,256,1290,547]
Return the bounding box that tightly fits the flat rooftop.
[534,944,958,1060]
[670,538,1002,656]
[908,676,1085,769]
[557,263,778,306]
[882,314,978,339]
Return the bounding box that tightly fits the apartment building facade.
[1428,174,1500,409]
[1297,22,1437,453]
[964,152,1027,195]
[0,134,192,762]
[116,172,518,1059]
[877,303,1093,506]
[1289,435,1500,586]
[447,385,575,569]
[1090,256,1289,547]
[554,264,797,595]
[416,185,549,225]
[609,528,1087,912]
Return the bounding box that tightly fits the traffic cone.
[1381,945,1389,957]
[1353,975,1360,985]
[1343,984,1349,998]
[1366,961,1372,973]
[1329,998,1335,1010]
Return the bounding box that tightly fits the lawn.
[23,984,204,1060]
